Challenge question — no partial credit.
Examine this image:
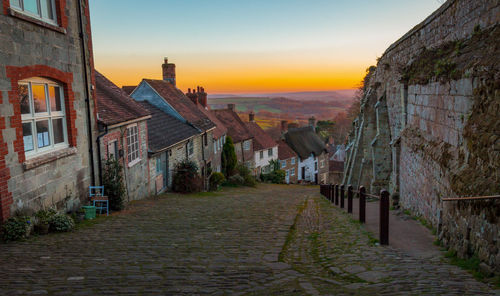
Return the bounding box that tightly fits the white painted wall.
[298,153,318,182]
[254,146,278,170]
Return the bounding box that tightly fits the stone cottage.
[212,105,255,168]
[244,112,278,176]
[130,58,220,189]
[136,101,200,193]
[0,0,98,220]
[95,71,151,201]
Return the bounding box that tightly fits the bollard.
[380,189,390,245]
[329,184,333,202]
[335,184,339,206]
[340,185,345,208]
[347,185,353,213]
[359,186,366,223]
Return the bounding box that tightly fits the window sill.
[128,158,141,168]
[9,8,66,34]
[23,147,77,171]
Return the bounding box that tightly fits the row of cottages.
[0,0,99,221]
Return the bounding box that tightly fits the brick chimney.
[308,116,316,130]
[281,120,288,133]
[198,86,208,108]
[228,104,235,111]
[186,88,198,105]
[249,111,255,122]
[162,57,176,86]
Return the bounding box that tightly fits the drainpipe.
[95,125,108,185]
[77,0,96,186]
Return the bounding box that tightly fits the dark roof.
[143,79,216,132]
[122,86,137,95]
[212,109,253,143]
[245,121,277,151]
[284,127,327,159]
[278,140,297,160]
[329,160,344,172]
[95,71,150,126]
[137,101,200,153]
[265,126,282,141]
[196,105,227,139]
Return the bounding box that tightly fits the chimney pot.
[249,112,255,122]
[162,58,176,86]
[281,120,288,133]
[228,104,235,111]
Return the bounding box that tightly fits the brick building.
[0,0,98,220]
[244,112,278,176]
[277,140,298,184]
[95,71,151,201]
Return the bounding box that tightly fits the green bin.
[82,206,96,220]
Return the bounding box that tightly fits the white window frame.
[291,157,296,165]
[126,124,140,167]
[281,160,286,168]
[107,140,118,160]
[268,148,273,157]
[214,140,217,153]
[243,140,251,151]
[20,78,68,159]
[188,140,194,156]
[320,159,325,168]
[260,150,264,159]
[10,0,58,25]
[291,168,295,176]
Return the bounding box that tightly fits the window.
[291,157,295,165]
[188,141,194,156]
[281,160,286,168]
[156,157,162,173]
[260,151,264,159]
[243,140,251,151]
[203,134,208,146]
[214,141,217,153]
[268,148,273,157]
[107,140,118,159]
[20,78,67,158]
[314,162,318,171]
[126,124,139,165]
[291,168,295,176]
[10,0,57,24]
[320,159,325,168]
[286,170,289,177]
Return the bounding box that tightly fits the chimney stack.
[162,57,176,86]
[228,104,235,111]
[249,112,255,122]
[185,87,198,105]
[308,116,316,130]
[281,120,288,133]
[197,86,208,108]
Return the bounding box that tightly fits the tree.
[221,136,237,177]
[102,158,125,211]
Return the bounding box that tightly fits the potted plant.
[35,209,55,235]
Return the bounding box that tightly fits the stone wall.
[343,0,499,273]
[0,0,97,218]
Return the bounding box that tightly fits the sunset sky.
[90,0,442,94]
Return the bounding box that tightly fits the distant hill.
[208,90,356,103]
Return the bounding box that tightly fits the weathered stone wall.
[344,0,500,273]
[0,0,97,218]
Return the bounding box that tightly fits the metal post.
[359,186,366,223]
[340,185,345,208]
[347,185,353,213]
[335,184,339,206]
[380,189,390,245]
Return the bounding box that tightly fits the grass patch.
[444,249,490,282]
[193,191,220,197]
[74,215,112,230]
[278,199,308,262]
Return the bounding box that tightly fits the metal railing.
[320,184,390,245]
[442,195,500,201]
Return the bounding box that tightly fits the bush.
[228,174,245,185]
[49,214,75,232]
[103,158,126,211]
[209,172,225,191]
[1,216,30,242]
[236,163,257,187]
[35,209,56,225]
[261,170,286,184]
[172,160,202,193]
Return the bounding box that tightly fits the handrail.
[352,190,379,199]
[442,195,500,201]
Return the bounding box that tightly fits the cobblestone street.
[0,184,495,295]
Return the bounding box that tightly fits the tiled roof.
[196,105,227,139]
[122,85,137,95]
[284,126,327,159]
[245,121,277,151]
[278,140,297,160]
[143,79,216,132]
[137,101,200,153]
[212,109,253,143]
[95,71,150,126]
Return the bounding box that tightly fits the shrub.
[228,174,245,185]
[209,172,225,191]
[261,170,286,184]
[172,159,202,193]
[103,158,126,211]
[221,136,237,177]
[1,216,30,242]
[35,209,56,225]
[49,214,75,232]
[236,163,257,187]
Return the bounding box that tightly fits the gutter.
[77,0,96,186]
[95,124,108,185]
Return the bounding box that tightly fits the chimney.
[308,116,316,130]
[249,112,255,122]
[162,57,176,86]
[228,104,235,111]
[198,87,207,108]
[185,87,198,105]
[281,120,288,133]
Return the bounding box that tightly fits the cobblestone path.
[0,184,495,295]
